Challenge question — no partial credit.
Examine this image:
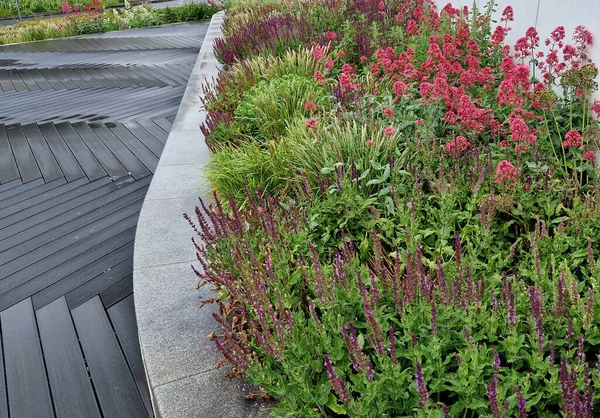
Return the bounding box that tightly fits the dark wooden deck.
[0,22,208,417]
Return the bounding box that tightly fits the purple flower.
[555,270,569,316]
[588,237,595,267]
[566,318,574,341]
[515,384,527,417]
[341,322,374,380]
[492,349,501,376]
[436,259,451,304]
[577,336,586,362]
[488,376,502,418]
[415,361,430,407]
[508,285,517,326]
[529,286,544,351]
[455,230,462,269]
[308,242,329,305]
[358,276,385,355]
[430,296,438,336]
[463,326,473,346]
[585,289,594,326]
[392,251,403,316]
[389,325,397,365]
[323,354,350,403]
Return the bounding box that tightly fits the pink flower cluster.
[563,130,583,148]
[304,101,318,113]
[314,71,325,87]
[496,160,517,186]
[383,126,396,137]
[339,64,360,92]
[306,118,318,132]
[496,64,531,107]
[509,117,536,144]
[444,135,470,157]
[537,25,593,82]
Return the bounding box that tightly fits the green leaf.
[315,379,331,405]
[326,395,347,415]
[382,164,391,181]
[357,333,365,350]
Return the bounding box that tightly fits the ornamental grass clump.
[193,0,600,416]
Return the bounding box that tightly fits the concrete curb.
[133,11,270,418]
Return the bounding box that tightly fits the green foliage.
[156,3,221,24]
[195,0,600,416]
[0,0,120,17]
[0,2,220,45]
[207,116,399,208]
[234,74,329,142]
[196,160,600,417]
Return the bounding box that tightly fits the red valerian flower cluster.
[563,130,583,148]
[306,118,318,132]
[496,160,517,186]
[444,135,470,157]
[304,101,318,113]
[304,1,597,185]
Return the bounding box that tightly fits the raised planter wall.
[133,11,269,418]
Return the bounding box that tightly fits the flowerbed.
[0,0,120,17]
[190,0,600,416]
[0,1,221,44]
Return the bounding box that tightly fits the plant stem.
[551,110,569,176]
[543,110,560,166]
[569,89,573,131]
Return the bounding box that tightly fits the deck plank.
[71,122,129,180]
[72,297,148,418]
[0,125,21,184]
[54,122,106,181]
[36,123,86,182]
[21,123,65,182]
[89,122,151,179]
[1,299,54,418]
[0,21,208,418]
[5,124,42,183]
[108,294,154,417]
[36,298,102,418]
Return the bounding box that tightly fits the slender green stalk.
[550,110,569,176]
[569,89,574,131]
[542,110,561,166]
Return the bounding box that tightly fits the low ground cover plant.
[0,1,220,44]
[192,0,600,416]
[0,0,120,17]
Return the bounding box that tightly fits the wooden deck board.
[36,298,102,418]
[0,20,208,418]
[72,297,148,418]
[1,299,54,418]
[108,294,154,416]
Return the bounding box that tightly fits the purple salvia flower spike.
[415,361,430,407]
[515,384,527,418]
[323,354,350,403]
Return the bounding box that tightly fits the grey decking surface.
[0,21,208,418]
